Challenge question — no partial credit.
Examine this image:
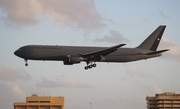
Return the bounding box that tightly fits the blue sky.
[0,0,180,109]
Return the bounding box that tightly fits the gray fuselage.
[14,45,161,63]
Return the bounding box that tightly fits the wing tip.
[119,44,126,47]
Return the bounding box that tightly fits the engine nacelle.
[69,55,82,63]
[63,55,84,65]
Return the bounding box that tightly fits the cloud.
[152,85,163,93]
[98,95,144,109]
[0,0,105,31]
[94,30,129,44]
[36,75,94,88]
[159,37,180,61]
[152,11,170,19]
[0,64,32,81]
[143,19,150,22]
[57,75,94,88]
[41,0,105,30]
[0,82,26,109]
[159,11,170,19]
[0,0,39,27]
[124,65,154,78]
[36,77,60,88]
[133,80,163,94]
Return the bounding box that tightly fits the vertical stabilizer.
[137,25,166,51]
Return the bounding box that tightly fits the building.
[146,92,180,109]
[14,94,64,109]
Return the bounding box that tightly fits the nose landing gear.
[84,61,97,70]
[24,59,28,66]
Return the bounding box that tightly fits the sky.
[0,0,180,109]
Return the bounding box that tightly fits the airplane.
[14,25,169,70]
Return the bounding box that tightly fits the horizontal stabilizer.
[146,49,169,55]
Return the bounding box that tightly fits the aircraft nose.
[14,50,19,56]
[14,49,22,57]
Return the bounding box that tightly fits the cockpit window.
[18,48,22,51]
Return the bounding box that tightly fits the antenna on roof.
[32,93,38,96]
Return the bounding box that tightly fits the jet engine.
[63,54,84,65]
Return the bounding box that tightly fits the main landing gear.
[84,61,97,70]
[24,59,28,66]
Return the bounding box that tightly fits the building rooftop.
[14,94,64,109]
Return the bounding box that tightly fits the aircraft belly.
[103,55,154,62]
[103,55,134,62]
[28,56,66,61]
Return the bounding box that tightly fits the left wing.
[82,44,126,60]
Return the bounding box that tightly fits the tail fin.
[137,25,166,51]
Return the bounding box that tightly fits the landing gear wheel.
[92,64,96,67]
[84,61,97,70]
[88,65,92,69]
[24,59,28,66]
[85,66,88,70]
[25,63,28,66]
